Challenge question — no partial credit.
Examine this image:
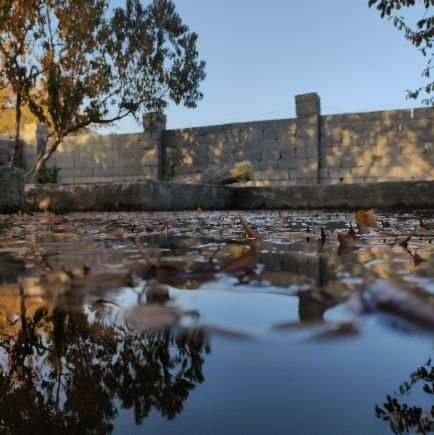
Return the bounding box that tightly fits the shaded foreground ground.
[1,210,434,434]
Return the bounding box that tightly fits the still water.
[0,210,433,434]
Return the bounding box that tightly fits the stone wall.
[163,94,434,186]
[319,107,434,184]
[2,93,433,185]
[163,118,299,186]
[48,113,165,183]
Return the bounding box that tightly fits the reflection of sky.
[171,285,300,334]
[114,329,433,434]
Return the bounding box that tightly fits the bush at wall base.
[38,166,61,184]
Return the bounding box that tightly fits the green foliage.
[231,160,255,182]
[369,0,434,106]
[0,0,206,176]
[38,165,60,183]
[375,358,434,434]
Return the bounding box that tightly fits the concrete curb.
[233,181,434,211]
[23,180,434,212]
[24,180,234,212]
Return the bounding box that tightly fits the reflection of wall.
[10,93,434,185]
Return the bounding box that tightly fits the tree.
[0,86,41,135]
[23,0,206,180]
[0,301,209,432]
[0,0,44,167]
[369,0,434,105]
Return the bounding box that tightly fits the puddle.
[0,210,434,433]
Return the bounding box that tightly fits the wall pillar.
[143,112,166,180]
[21,123,49,171]
[295,93,321,184]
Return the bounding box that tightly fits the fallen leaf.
[275,215,289,224]
[337,222,357,246]
[381,219,390,228]
[39,212,65,225]
[220,246,257,273]
[355,209,376,232]
[419,217,433,230]
[239,217,263,239]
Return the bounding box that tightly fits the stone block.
[319,168,329,179]
[120,157,142,169]
[339,157,356,169]
[351,166,369,177]
[296,143,318,158]
[277,160,297,170]
[59,168,79,177]
[58,177,74,184]
[261,149,281,160]
[295,93,320,117]
[263,128,284,141]
[76,168,94,177]
[328,168,351,179]
[143,112,167,131]
[258,160,278,170]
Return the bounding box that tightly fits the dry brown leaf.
[355,209,376,231]
[220,246,257,273]
[337,222,357,246]
[239,217,263,239]
[275,215,289,225]
[39,212,65,225]
[50,227,76,237]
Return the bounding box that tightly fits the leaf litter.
[0,210,434,337]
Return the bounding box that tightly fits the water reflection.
[1,211,434,433]
[0,295,209,433]
[375,358,434,434]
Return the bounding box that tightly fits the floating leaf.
[355,209,376,232]
[337,222,357,246]
[239,217,263,239]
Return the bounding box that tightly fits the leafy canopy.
[369,0,434,105]
[0,0,206,174]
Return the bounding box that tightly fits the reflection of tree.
[0,298,209,434]
[375,358,434,434]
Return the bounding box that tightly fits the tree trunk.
[9,91,22,167]
[26,138,59,182]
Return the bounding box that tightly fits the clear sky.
[104,0,429,134]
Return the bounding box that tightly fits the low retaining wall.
[233,181,434,210]
[0,167,25,212]
[24,180,233,212]
[23,180,434,212]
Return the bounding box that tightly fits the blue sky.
[105,0,429,133]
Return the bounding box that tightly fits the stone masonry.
[43,113,164,183]
[162,94,434,186]
[1,93,433,186]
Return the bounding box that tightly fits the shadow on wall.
[319,108,434,185]
[4,93,434,186]
[163,118,300,187]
